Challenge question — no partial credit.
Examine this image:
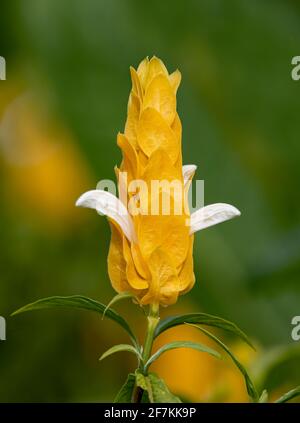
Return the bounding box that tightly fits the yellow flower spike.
[76,56,241,306]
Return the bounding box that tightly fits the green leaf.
[114,373,136,403]
[12,295,138,347]
[102,292,135,318]
[145,340,220,371]
[258,389,269,403]
[135,370,153,402]
[187,323,259,402]
[135,370,148,391]
[99,344,141,362]
[155,312,254,349]
[147,372,182,403]
[275,386,300,403]
[133,370,182,403]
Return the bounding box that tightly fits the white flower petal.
[76,190,136,242]
[190,203,241,234]
[182,164,197,187]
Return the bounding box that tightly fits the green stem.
[131,303,160,403]
[142,302,160,367]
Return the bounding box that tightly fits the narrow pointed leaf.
[145,340,220,371]
[102,292,135,318]
[99,343,141,362]
[188,323,259,402]
[154,312,254,349]
[12,295,138,347]
[275,386,300,403]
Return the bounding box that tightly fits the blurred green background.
[0,0,300,402]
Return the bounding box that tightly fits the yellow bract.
[108,56,195,306]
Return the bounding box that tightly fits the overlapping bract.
[110,57,194,306]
